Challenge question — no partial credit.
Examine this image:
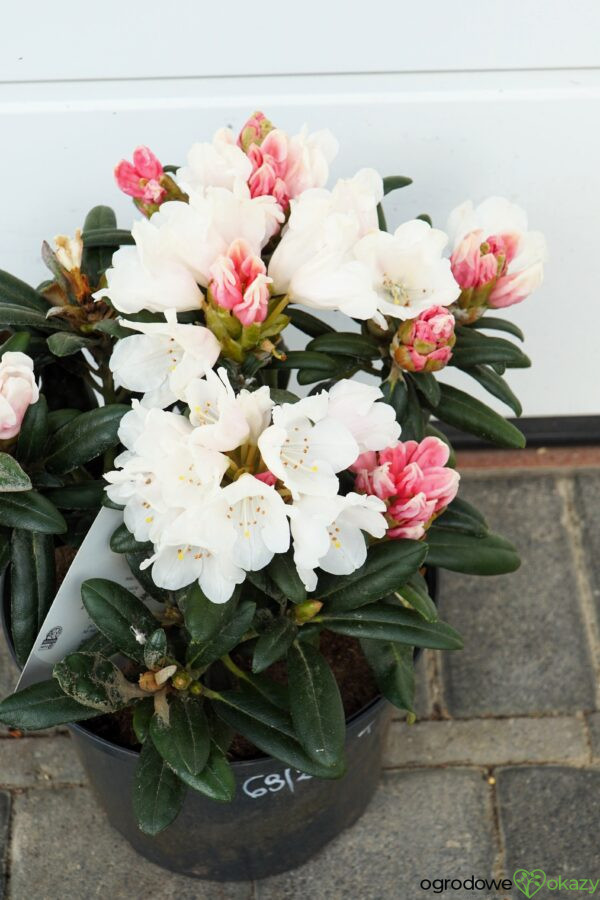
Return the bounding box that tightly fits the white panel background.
[1,1,599,417]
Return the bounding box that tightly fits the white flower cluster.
[97,124,460,324]
[105,377,399,603]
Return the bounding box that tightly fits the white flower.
[185,369,251,451]
[222,474,290,571]
[280,126,339,198]
[109,309,221,408]
[236,386,273,443]
[94,218,203,315]
[353,220,460,320]
[177,128,252,194]
[258,394,359,500]
[326,380,400,452]
[143,496,243,603]
[268,170,383,319]
[290,492,387,591]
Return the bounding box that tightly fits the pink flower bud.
[238,111,275,152]
[352,436,459,540]
[0,352,40,440]
[114,146,166,204]
[209,239,272,327]
[255,471,278,487]
[391,306,456,373]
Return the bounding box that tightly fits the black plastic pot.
[1,568,437,881]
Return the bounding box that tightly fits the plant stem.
[221,654,251,683]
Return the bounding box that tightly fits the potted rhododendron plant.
[0,111,545,881]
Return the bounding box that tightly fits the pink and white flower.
[351,436,459,540]
[115,147,165,204]
[391,305,456,373]
[448,197,547,318]
[209,239,272,326]
[0,352,39,440]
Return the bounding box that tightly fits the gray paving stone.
[438,474,595,716]
[586,711,600,760]
[256,768,498,899]
[385,716,587,768]
[10,787,252,900]
[573,471,600,617]
[497,767,600,898]
[0,735,86,787]
[0,792,10,900]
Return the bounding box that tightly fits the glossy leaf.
[429,383,526,449]
[315,603,463,649]
[133,738,186,835]
[132,697,154,744]
[360,639,415,713]
[10,529,55,666]
[54,652,144,712]
[16,395,48,465]
[45,405,128,474]
[0,454,31,492]
[396,572,438,622]
[451,336,530,369]
[319,540,428,610]
[267,551,307,604]
[469,316,524,341]
[0,304,69,331]
[462,364,523,417]
[178,742,235,802]
[0,332,30,356]
[0,679,99,731]
[435,497,489,537]
[81,206,119,285]
[81,578,158,663]
[150,696,210,777]
[181,583,239,642]
[425,527,521,575]
[253,617,298,673]
[144,629,168,670]
[307,332,380,359]
[287,641,345,767]
[286,308,334,338]
[383,175,413,194]
[47,333,95,358]
[109,522,152,554]
[0,490,66,533]
[0,270,49,312]
[409,371,441,407]
[186,601,256,668]
[45,481,105,510]
[82,228,134,247]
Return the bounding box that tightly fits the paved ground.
[1,466,599,899]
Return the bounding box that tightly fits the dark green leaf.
[0,332,30,356]
[462,364,523,417]
[132,697,154,743]
[0,679,98,730]
[268,388,300,405]
[416,213,432,226]
[125,550,172,604]
[178,742,235,802]
[451,335,530,369]
[81,206,118,285]
[287,308,334,338]
[150,696,210,777]
[45,481,105,510]
[16,395,48,465]
[377,203,387,231]
[133,738,186,835]
[0,270,49,312]
[425,527,521,575]
[267,551,307,604]
[397,376,424,441]
[0,304,68,332]
[383,175,413,195]
[0,454,31,492]
[186,601,256,668]
[429,383,526,449]
[54,652,144,712]
[288,641,345,767]
[409,371,441,407]
[109,522,152,554]
[381,378,408,422]
[211,692,345,779]
[307,332,380,359]
[47,333,95,358]
[144,629,167,670]
[81,578,158,663]
[0,491,66,533]
[271,350,344,373]
[469,316,524,341]
[82,228,134,247]
[253,617,298,673]
[396,572,438,622]
[319,540,428,611]
[360,639,415,712]
[0,527,9,574]
[10,529,55,666]
[434,497,489,537]
[48,409,81,432]
[46,405,128,474]
[297,366,349,386]
[316,603,463,649]
[181,583,239,642]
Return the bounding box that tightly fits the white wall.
[1,1,599,417]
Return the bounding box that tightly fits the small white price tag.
[15,507,147,691]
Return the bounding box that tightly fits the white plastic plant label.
[16,506,147,691]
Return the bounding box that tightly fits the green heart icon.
[514,868,546,898]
